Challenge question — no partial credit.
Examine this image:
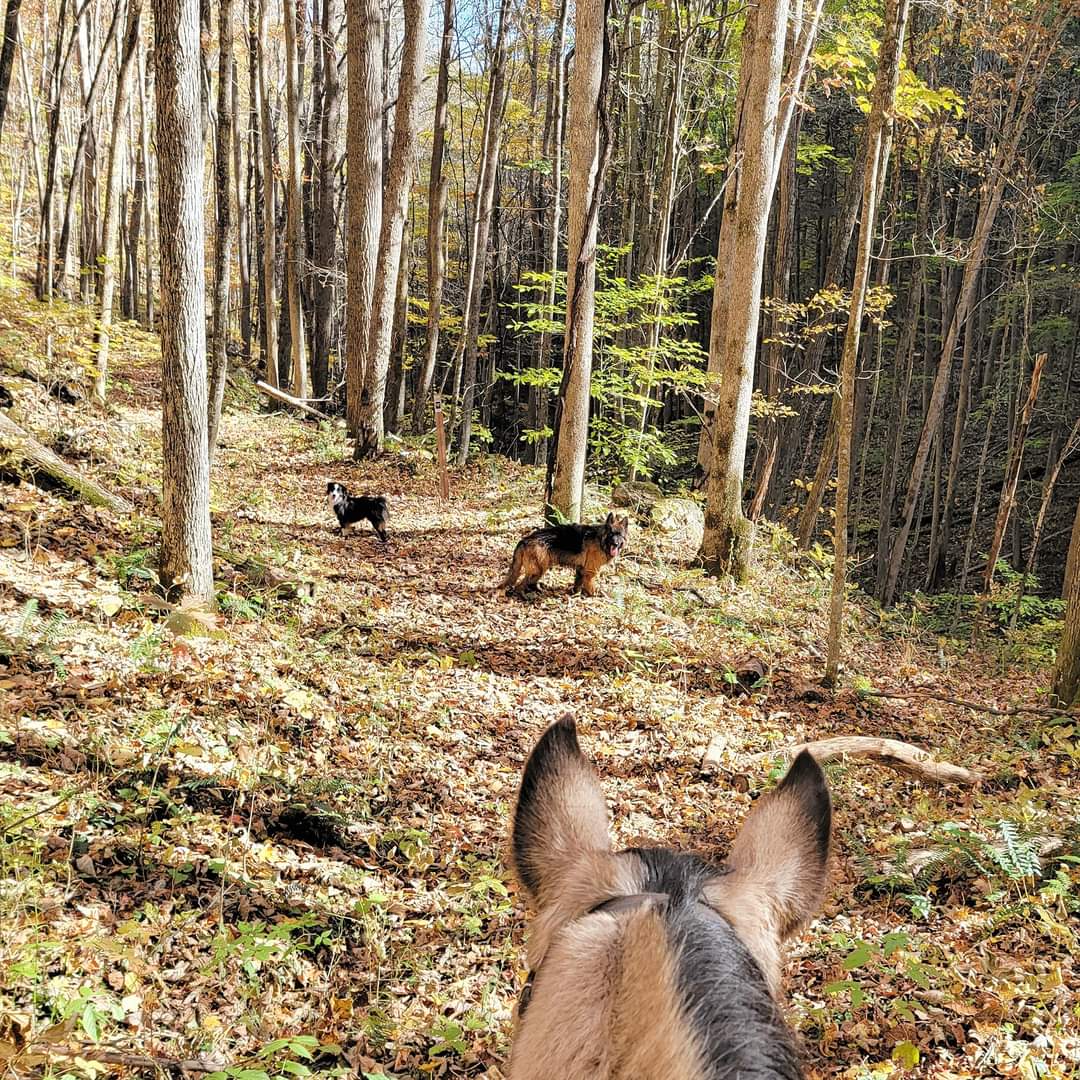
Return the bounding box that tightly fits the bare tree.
[92,0,142,400]
[282,0,308,397]
[546,0,610,521]
[354,0,429,458]
[311,0,342,399]
[455,0,510,466]
[152,0,214,602]
[0,0,24,139]
[697,0,790,578]
[345,0,382,436]
[825,0,910,684]
[256,0,279,387]
[412,0,454,433]
[208,0,238,450]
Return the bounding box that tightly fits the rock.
[611,480,662,513]
[648,496,705,548]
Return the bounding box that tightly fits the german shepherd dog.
[325,482,389,541]
[509,715,831,1079]
[500,513,629,597]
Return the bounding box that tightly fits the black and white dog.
[326,482,389,541]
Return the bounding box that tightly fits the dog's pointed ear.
[605,511,616,526]
[705,751,830,982]
[512,715,611,906]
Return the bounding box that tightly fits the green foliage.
[902,561,1063,654]
[0,599,70,679]
[506,247,711,480]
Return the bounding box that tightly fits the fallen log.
[0,411,134,515]
[216,547,315,600]
[748,735,982,786]
[255,379,340,423]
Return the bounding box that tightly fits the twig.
[28,1042,224,1073]
[864,687,1073,719]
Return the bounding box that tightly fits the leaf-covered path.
[1,337,1078,1078]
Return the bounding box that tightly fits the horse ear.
[512,715,611,906]
[704,751,831,985]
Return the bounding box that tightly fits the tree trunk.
[153,0,214,602]
[456,0,511,466]
[54,0,123,298]
[354,0,429,458]
[345,0,382,435]
[982,353,1046,596]
[697,0,789,578]
[208,0,238,453]
[412,0,454,433]
[36,0,76,301]
[256,0,279,387]
[384,232,410,435]
[233,58,251,363]
[1051,495,1080,706]
[310,0,341,400]
[824,0,910,685]
[92,0,142,401]
[0,0,24,140]
[530,0,568,466]
[545,0,609,521]
[283,0,308,398]
[696,0,823,481]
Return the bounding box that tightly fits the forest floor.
[1,288,1079,1079]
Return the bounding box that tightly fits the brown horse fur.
[500,513,629,597]
[508,715,832,1079]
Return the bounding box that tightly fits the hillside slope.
[1,291,1078,1079]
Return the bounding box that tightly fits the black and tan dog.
[500,513,629,597]
[508,715,831,1079]
[325,482,388,541]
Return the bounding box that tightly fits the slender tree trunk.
[528,0,568,466]
[545,0,610,521]
[256,0,279,387]
[283,0,308,397]
[0,0,24,140]
[345,0,382,436]
[233,59,251,362]
[697,0,789,578]
[354,0,429,458]
[153,0,213,602]
[54,0,122,297]
[456,0,510,466]
[92,0,142,401]
[1051,495,1080,705]
[385,233,410,435]
[825,0,910,684]
[208,0,238,452]
[696,0,823,480]
[310,0,341,399]
[412,0,454,432]
[36,0,75,301]
[981,353,1046,596]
